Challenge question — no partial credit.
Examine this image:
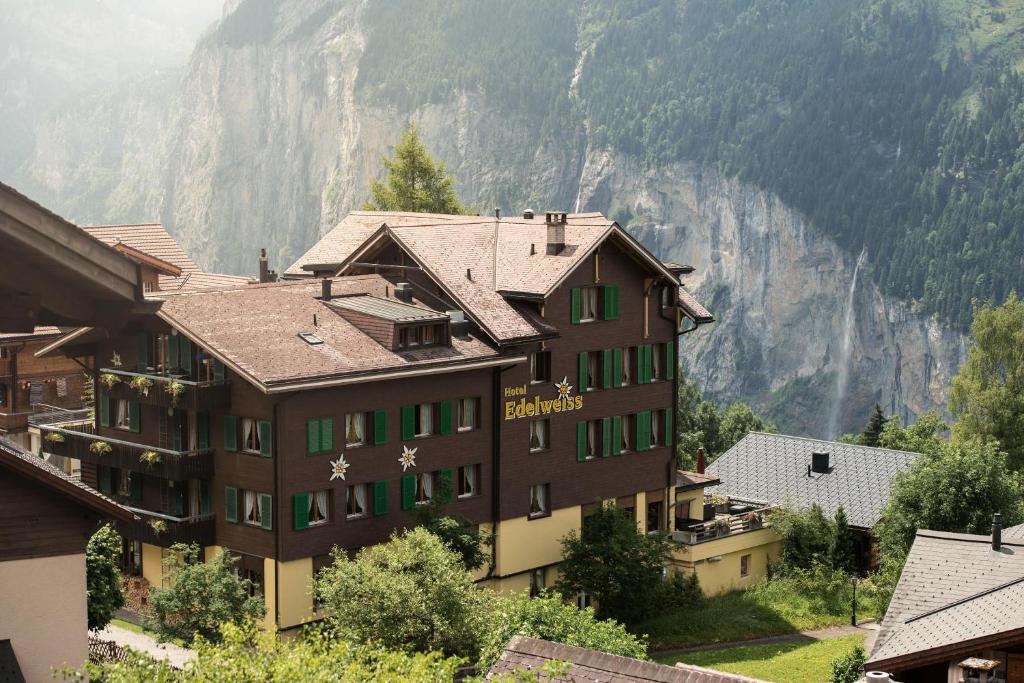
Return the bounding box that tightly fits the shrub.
[656,571,704,611]
[86,524,124,630]
[829,645,867,683]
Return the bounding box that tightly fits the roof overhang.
[113,242,183,277]
[867,626,1024,673]
[34,326,97,358]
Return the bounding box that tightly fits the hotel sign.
[503,377,583,420]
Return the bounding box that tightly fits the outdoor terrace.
[672,494,775,545]
[118,507,216,547]
[99,367,230,412]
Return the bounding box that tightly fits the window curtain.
[245,490,258,523]
[623,351,633,384]
[256,493,269,523]
[536,420,547,448]
[116,400,128,427]
[621,420,631,450]
[422,474,433,500]
[346,414,363,444]
[243,418,255,451]
[464,466,476,495]
[354,486,366,514]
[418,403,432,435]
[531,485,547,515]
[313,490,329,522]
[587,421,597,455]
[460,399,475,429]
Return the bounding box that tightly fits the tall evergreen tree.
[829,506,857,575]
[364,125,465,214]
[86,524,124,631]
[861,404,886,447]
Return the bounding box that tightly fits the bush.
[770,505,835,572]
[829,645,867,683]
[656,571,704,611]
[86,524,124,630]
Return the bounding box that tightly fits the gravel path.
[95,623,197,669]
[653,620,880,660]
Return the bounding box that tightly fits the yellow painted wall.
[633,491,647,533]
[669,528,782,596]
[263,557,278,630]
[494,505,580,577]
[141,542,164,587]
[276,557,314,629]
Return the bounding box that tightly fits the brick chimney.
[258,249,277,283]
[993,512,1003,551]
[696,447,706,474]
[545,211,567,255]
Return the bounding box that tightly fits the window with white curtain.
[529,419,549,452]
[117,470,132,497]
[346,484,367,518]
[622,348,634,385]
[244,490,261,526]
[457,397,477,431]
[345,413,365,446]
[587,353,599,390]
[309,490,330,525]
[620,415,633,453]
[114,399,130,430]
[652,346,663,381]
[651,411,662,446]
[415,403,433,436]
[457,464,478,498]
[586,420,599,459]
[242,417,261,453]
[529,483,549,518]
[416,472,433,504]
[580,286,598,321]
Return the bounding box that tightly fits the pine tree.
[830,506,857,575]
[861,404,886,447]
[363,125,465,214]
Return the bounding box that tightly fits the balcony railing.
[99,368,230,412]
[0,411,30,432]
[29,404,93,428]
[39,423,214,479]
[672,506,776,545]
[118,507,216,547]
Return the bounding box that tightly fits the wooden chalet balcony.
[118,507,216,548]
[0,357,12,377]
[39,423,214,480]
[99,368,230,412]
[672,504,776,545]
[0,410,29,432]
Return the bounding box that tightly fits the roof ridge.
[743,431,923,457]
[81,223,163,229]
[905,574,1024,624]
[916,528,1024,545]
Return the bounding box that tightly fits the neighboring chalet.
[487,635,768,682]
[39,209,713,629]
[0,437,134,682]
[866,519,1024,682]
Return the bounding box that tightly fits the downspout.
[9,346,17,415]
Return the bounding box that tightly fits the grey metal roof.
[868,530,1024,671]
[327,294,448,322]
[487,636,768,683]
[706,432,920,529]
[1005,521,1024,538]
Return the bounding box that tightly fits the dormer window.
[397,323,446,350]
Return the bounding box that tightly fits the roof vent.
[993,512,1003,551]
[865,674,892,682]
[321,278,332,301]
[811,450,830,474]
[448,310,469,338]
[523,209,535,219]
[545,211,567,255]
[298,332,323,345]
[466,268,472,281]
[395,282,413,304]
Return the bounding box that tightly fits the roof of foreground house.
[487,636,768,683]
[867,529,1024,672]
[707,432,920,529]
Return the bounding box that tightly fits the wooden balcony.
[117,508,216,548]
[672,505,775,545]
[0,357,12,377]
[99,368,230,413]
[39,423,214,479]
[0,411,29,433]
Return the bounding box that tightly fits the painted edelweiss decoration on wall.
[398,445,418,471]
[554,377,573,398]
[329,455,350,481]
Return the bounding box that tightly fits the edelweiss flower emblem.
[110,352,122,368]
[398,445,418,471]
[554,377,573,398]
[329,455,350,481]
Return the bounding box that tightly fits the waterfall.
[826,250,867,438]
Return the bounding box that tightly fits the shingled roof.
[707,432,920,529]
[868,529,1024,672]
[487,636,768,683]
[155,276,506,392]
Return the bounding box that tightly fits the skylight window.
[298,332,323,345]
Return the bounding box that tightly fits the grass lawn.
[110,618,188,648]
[656,633,865,683]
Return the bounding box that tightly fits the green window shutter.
[320,417,334,452]
[223,415,238,451]
[603,284,619,320]
[130,472,143,501]
[98,466,112,494]
[213,359,225,383]
[570,288,581,324]
[637,411,651,451]
[99,394,111,427]
[259,493,273,530]
[578,352,588,393]
[373,480,388,516]
[128,400,140,433]
[400,405,415,440]
[602,349,612,389]
[576,421,587,462]
[373,409,387,445]
[401,475,417,510]
[225,486,238,523]
[612,349,623,388]
[258,420,273,457]
[136,332,149,370]
[200,480,211,514]
[664,408,673,447]
[197,412,210,450]
[306,418,320,454]
[666,342,675,380]
[602,417,612,457]
[167,335,180,370]
[439,400,452,436]
[293,493,310,530]
[438,468,453,504]
[612,416,622,455]
[179,337,193,375]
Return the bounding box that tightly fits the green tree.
[770,504,835,571]
[556,505,671,625]
[829,506,857,575]
[86,524,124,631]
[719,401,777,453]
[877,412,947,455]
[315,527,490,660]
[875,438,1024,560]
[70,621,459,682]
[81,371,95,421]
[829,645,867,683]
[950,293,1024,470]
[148,544,265,644]
[364,125,465,214]
[477,592,648,671]
[860,404,886,447]
[413,477,491,571]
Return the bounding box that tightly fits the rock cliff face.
[5,0,967,435]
